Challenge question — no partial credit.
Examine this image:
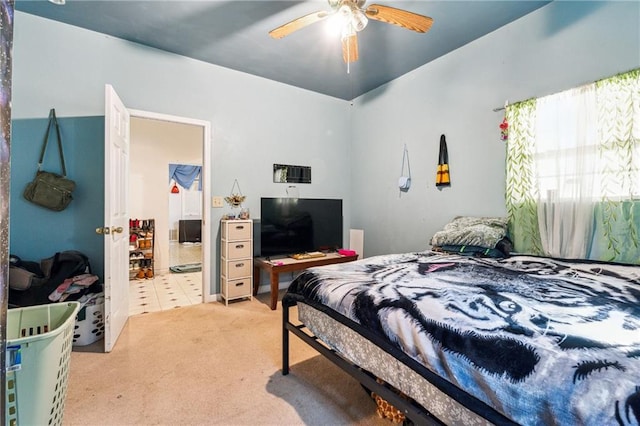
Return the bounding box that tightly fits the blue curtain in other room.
[169,164,202,191]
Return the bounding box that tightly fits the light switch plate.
[212,196,224,208]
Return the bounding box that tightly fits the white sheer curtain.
[534,85,598,258]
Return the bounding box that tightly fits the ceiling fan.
[269,0,434,63]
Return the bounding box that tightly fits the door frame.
[129,108,213,302]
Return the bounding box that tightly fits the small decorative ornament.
[224,179,246,208]
[499,117,509,141]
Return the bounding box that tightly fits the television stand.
[253,253,359,310]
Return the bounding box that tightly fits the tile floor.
[169,241,202,266]
[129,241,203,316]
[129,271,202,315]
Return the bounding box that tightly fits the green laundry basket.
[5,301,80,426]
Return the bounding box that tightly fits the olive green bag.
[23,109,76,211]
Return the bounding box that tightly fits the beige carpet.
[64,292,390,425]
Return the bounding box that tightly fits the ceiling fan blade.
[365,4,433,33]
[269,11,330,39]
[342,33,359,63]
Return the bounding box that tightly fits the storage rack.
[129,218,155,280]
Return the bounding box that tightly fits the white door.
[182,180,202,218]
[103,84,130,352]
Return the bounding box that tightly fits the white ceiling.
[16,0,551,100]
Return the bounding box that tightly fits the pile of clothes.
[48,272,99,302]
[9,250,102,307]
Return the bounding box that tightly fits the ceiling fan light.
[341,21,356,39]
[338,4,351,18]
[326,13,345,37]
[351,9,368,32]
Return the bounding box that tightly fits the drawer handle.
[235,225,244,230]
[235,244,244,249]
[235,282,245,287]
[235,263,245,268]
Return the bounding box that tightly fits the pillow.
[434,237,513,258]
[434,245,505,258]
[494,236,513,256]
[430,216,510,254]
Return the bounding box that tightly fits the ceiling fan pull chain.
[345,35,350,73]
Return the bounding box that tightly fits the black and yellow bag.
[436,134,451,187]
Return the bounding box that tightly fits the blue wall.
[10,116,105,279]
[350,1,640,257]
[10,2,639,284]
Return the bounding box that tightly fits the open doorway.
[127,113,210,315]
[168,166,202,271]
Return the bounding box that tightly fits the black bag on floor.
[9,250,93,307]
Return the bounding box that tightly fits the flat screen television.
[260,198,343,257]
[178,219,202,243]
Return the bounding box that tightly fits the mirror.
[273,164,311,184]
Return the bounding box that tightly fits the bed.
[282,250,640,425]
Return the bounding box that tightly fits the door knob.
[112,226,124,234]
[96,227,111,235]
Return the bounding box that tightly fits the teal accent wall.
[10,116,105,280]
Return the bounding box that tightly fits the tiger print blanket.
[284,251,640,425]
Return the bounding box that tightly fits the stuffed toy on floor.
[370,378,411,424]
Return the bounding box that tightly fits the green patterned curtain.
[504,68,640,263]
[505,99,544,255]
[592,69,640,263]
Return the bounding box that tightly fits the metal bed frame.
[282,301,444,425]
[282,299,517,425]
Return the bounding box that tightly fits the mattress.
[284,251,640,425]
[297,302,491,425]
